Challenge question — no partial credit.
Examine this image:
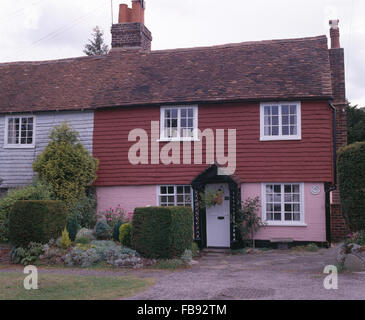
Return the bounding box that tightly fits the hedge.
[338,141,365,232]
[132,206,193,259]
[9,200,67,247]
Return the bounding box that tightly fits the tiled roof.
[0,35,333,113]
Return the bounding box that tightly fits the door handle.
[217,216,225,220]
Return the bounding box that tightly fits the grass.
[151,259,189,271]
[0,272,155,300]
[231,247,271,255]
[292,243,319,252]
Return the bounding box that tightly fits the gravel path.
[126,247,365,300]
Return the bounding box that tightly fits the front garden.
[0,123,198,271]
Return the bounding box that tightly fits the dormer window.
[4,116,35,148]
[160,105,198,141]
[260,102,301,141]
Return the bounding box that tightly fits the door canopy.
[191,164,241,190]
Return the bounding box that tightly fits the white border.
[4,115,36,149]
[156,185,194,207]
[159,105,199,142]
[260,102,302,141]
[261,182,306,226]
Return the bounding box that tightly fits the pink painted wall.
[96,185,157,214]
[242,183,326,242]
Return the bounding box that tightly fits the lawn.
[0,272,155,300]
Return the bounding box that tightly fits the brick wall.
[329,47,349,241]
[111,23,152,51]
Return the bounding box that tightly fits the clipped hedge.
[9,200,67,247]
[338,141,365,232]
[132,206,193,259]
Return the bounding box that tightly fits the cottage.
[0,0,347,247]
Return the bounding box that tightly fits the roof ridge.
[0,35,328,66]
[150,35,328,55]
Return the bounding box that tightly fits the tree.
[33,123,99,210]
[83,26,109,56]
[347,104,365,144]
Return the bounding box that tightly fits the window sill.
[264,222,307,227]
[260,136,302,141]
[3,145,35,149]
[157,138,201,142]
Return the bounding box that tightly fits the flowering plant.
[98,205,126,229]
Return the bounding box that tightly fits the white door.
[206,183,230,247]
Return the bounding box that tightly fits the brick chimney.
[111,0,152,51]
[328,19,349,241]
[329,19,340,49]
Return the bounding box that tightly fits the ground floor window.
[158,185,193,207]
[262,183,304,225]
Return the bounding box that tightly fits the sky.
[1,0,364,106]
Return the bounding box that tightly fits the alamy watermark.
[128,121,237,175]
[23,265,38,290]
[323,265,338,290]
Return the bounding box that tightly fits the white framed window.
[160,105,198,141]
[157,185,193,207]
[260,102,301,141]
[261,183,305,226]
[4,115,36,148]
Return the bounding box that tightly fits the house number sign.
[311,184,321,195]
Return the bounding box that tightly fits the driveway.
[127,247,365,300]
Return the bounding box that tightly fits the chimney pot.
[329,19,340,49]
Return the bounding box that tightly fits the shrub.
[344,231,365,246]
[0,181,52,242]
[338,141,365,231]
[32,123,99,210]
[181,249,192,264]
[98,205,125,229]
[236,197,265,248]
[72,190,97,229]
[10,242,44,265]
[95,220,111,240]
[119,223,132,247]
[67,213,79,241]
[191,242,199,257]
[39,240,64,265]
[76,228,95,241]
[9,200,67,247]
[60,228,71,249]
[113,221,124,242]
[64,246,100,268]
[64,240,142,268]
[75,237,91,245]
[132,206,193,259]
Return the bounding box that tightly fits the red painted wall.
[93,100,334,186]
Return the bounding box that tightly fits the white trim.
[261,182,305,226]
[160,105,198,141]
[4,115,36,149]
[157,185,193,207]
[260,102,301,141]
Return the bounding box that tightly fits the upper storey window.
[260,102,301,141]
[160,105,198,141]
[5,116,35,148]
